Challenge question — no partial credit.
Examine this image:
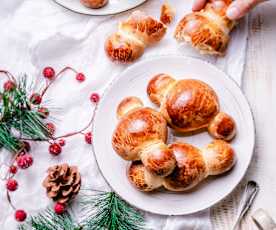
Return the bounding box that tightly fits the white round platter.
[53,0,147,16]
[92,55,255,215]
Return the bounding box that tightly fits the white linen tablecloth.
[0,0,248,229]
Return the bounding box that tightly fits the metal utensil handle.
[232,181,260,230]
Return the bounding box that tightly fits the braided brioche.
[147,74,236,141]
[112,97,176,177]
[174,0,236,55]
[105,11,167,63]
[112,96,236,192]
[128,140,236,192]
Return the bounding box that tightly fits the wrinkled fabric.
[0,0,248,229]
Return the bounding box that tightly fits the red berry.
[15,210,27,222]
[54,203,66,215]
[58,139,66,146]
[49,143,62,156]
[85,132,92,144]
[90,93,100,103]
[38,107,49,119]
[9,165,18,174]
[76,73,86,82]
[43,67,55,80]
[46,122,56,135]
[17,154,33,169]
[3,80,16,92]
[6,179,18,191]
[22,141,31,152]
[30,93,42,105]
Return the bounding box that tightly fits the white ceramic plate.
[92,55,255,215]
[53,0,147,16]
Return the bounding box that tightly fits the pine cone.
[42,163,81,204]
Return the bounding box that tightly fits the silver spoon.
[232,181,260,230]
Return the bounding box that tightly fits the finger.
[192,0,207,11]
[226,0,261,20]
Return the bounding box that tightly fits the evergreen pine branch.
[80,191,146,230]
[18,208,81,230]
[0,75,51,152]
[17,191,146,230]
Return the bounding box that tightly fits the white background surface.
[0,0,258,229]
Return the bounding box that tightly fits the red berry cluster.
[5,141,34,222]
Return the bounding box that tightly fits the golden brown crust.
[140,141,176,177]
[202,139,236,175]
[116,97,144,119]
[112,107,168,161]
[160,79,220,133]
[174,0,235,55]
[105,11,166,63]
[80,0,108,9]
[127,161,163,192]
[120,11,167,46]
[208,112,236,141]
[105,33,145,63]
[147,73,175,106]
[160,1,175,25]
[163,142,207,191]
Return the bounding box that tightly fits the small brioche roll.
[174,0,236,55]
[105,11,167,63]
[127,161,163,192]
[80,0,108,9]
[116,96,144,119]
[140,140,176,177]
[202,139,236,175]
[208,112,236,141]
[105,33,145,63]
[147,73,176,106]
[163,142,207,191]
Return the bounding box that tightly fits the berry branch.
[0,66,100,222]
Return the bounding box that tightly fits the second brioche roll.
[105,11,167,63]
[147,74,236,141]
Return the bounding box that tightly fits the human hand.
[192,0,265,20]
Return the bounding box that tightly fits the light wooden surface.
[212,1,276,229]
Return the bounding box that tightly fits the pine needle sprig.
[18,208,81,230]
[17,191,146,230]
[80,191,146,230]
[0,123,22,152]
[0,75,51,152]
